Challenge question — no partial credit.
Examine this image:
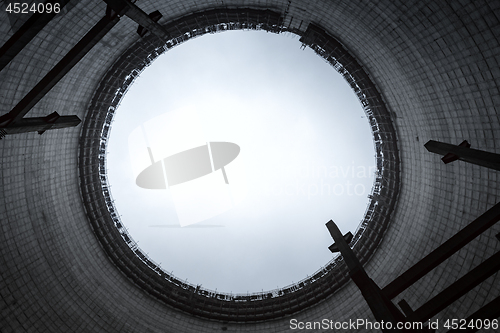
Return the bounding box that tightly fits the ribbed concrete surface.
[1,0,499,332]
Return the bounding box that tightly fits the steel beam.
[326,222,361,272]
[425,140,500,171]
[3,114,81,135]
[382,202,500,299]
[406,251,500,323]
[326,221,406,332]
[0,0,71,72]
[102,0,169,39]
[0,9,125,128]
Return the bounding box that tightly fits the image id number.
[6,3,61,14]
[444,319,498,330]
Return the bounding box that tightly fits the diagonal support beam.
[326,221,406,332]
[425,140,500,171]
[3,114,81,136]
[382,202,500,299]
[0,8,125,128]
[406,251,500,323]
[102,0,169,39]
[0,0,71,72]
[326,221,361,271]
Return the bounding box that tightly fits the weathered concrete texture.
[1,0,499,332]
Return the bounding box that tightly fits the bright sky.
[107,30,375,294]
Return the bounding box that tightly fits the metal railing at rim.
[79,8,400,321]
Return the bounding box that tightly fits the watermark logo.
[262,161,377,199]
[128,107,246,227]
[136,142,240,188]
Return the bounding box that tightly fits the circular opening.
[80,12,400,320]
[106,30,375,293]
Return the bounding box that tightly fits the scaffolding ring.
[78,8,400,322]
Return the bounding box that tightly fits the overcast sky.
[107,30,375,294]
